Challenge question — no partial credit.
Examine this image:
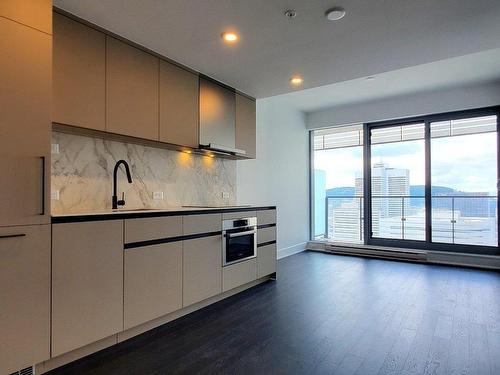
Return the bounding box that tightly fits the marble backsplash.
[51,132,236,214]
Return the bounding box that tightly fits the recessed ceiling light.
[290,76,303,86]
[325,7,346,21]
[221,32,238,43]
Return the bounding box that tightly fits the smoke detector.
[284,9,297,19]
[325,7,346,21]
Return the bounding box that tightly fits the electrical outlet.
[222,192,230,199]
[51,190,60,200]
[153,191,164,200]
[51,143,60,154]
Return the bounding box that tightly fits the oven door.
[223,228,256,266]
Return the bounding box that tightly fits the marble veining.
[51,132,236,214]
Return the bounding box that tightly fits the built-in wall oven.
[222,217,257,266]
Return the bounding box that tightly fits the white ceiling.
[277,48,500,113]
[54,0,500,100]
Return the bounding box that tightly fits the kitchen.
[1,3,277,374]
[2,1,500,375]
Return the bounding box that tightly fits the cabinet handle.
[40,156,45,215]
[0,234,26,239]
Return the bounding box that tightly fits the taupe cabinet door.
[235,93,256,158]
[53,14,105,130]
[106,36,159,140]
[199,78,235,149]
[0,17,51,227]
[52,221,124,356]
[222,259,257,292]
[0,225,50,375]
[257,243,277,278]
[0,0,52,34]
[159,61,199,147]
[183,235,222,306]
[124,242,183,329]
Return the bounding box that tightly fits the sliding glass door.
[311,107,499,255]
[364,108,499,254]
[430,115,498,247]
[369,123,426,241]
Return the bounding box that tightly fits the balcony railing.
[324,195,498,247]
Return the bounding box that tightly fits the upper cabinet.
[159,60,199,148]
[52,14,257,158]
[235,93,257,159]
[199,78,256,158]
[199,77,236,151]
[53,13,106,130]
[0,0,52,34]
[106,36,159,140]
[0,17,51,227]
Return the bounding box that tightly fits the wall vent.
[10,366,34,375]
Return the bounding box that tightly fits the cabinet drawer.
[258,226,276,244]
[257,209,276,225]
[257,243,277,278]
[222,259,257,292]
[124,241,182,329]
[183,213,221,235]
[125,216,182,243]
[222,210,256,220]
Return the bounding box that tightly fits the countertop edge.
[51,206,277,224]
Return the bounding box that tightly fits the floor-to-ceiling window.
[430,115,498,246]
[311,107,499,255]
[370,123,426,241]
[312,125,364,243]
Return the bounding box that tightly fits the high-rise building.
[359,163,410,236]
[314,170,327,239]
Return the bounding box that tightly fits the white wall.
[307,81,500,129]
[237,97,309,258]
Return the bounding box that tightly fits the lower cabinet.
[124,242,182,329]
[183,235,222,306]
[0,225,50,375]
[52,220,124,356]
[222,259,257,292]
[257,243,277,278]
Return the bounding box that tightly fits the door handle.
[225,230,256,238]
[40,156,45,215]
[0,234,26,239]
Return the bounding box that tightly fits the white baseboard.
[278,242,307,259]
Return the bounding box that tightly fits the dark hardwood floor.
[47,251,500,375]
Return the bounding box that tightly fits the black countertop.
[51,206,276,224]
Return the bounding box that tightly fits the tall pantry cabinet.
[0,1,52,373]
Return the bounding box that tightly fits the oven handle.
[225,229,256,238]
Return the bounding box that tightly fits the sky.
[314,132,497,194]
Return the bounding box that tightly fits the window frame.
[310,106,500,256]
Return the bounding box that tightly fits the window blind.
[313,124,363,150]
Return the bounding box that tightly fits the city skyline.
[314,131,497,194]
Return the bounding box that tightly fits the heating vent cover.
[10,366,34,375]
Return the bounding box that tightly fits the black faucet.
[112,160,133,209]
